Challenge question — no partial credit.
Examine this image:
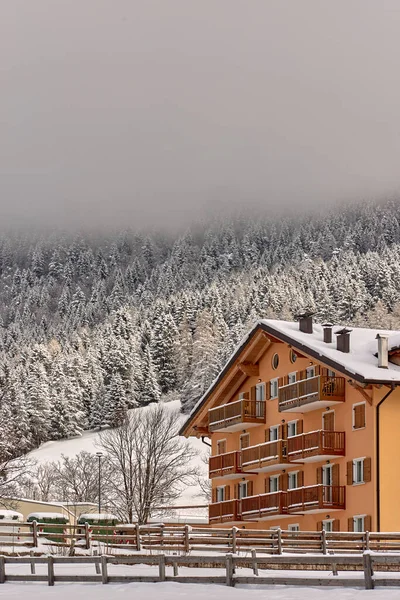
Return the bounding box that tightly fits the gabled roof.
[180,319,400,436]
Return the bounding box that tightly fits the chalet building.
[180,314,400,532]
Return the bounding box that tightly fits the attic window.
[272,353,279,370]
[290,349,297,363]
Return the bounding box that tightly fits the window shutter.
[364,515,372,532]
[247,481,254,497]
[333,519,340,532]
[299,369,307,380]
[225,485,230,501]
[265,382,271,400]
[347,461,353,486]
[354,404,366,429]
[234,484,239,499]
[315,365,321,375]
[297,471,304,487]
[364,457,372,483]
[250,386,256,401]
[265,429,270,442]
[212,487,217,503]
[265,477,269,493]
[316,521,323,531]
[332,464,340,486]
[316,467,323,485]
[280,473,288,491]
[282,423,288,439]
[321,367,328,376]
[297,419,303,434]
[348,517,354,532]
[278,377,284,388]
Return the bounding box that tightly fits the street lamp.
[96,452,103,514]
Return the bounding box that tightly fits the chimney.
[376,333,389,368]
[295,311,314,334]
[335,328,352,353]
[322,323,333,344]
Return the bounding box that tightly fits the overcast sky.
[2,1,400,231]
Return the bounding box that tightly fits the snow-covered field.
[27,400,208,518]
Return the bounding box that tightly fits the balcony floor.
[288,453,344,464]
[287,505,344,515]
[241,511,292,521]
[209,471,243,479]
[210,420,263,433]
[242,461,290,473]
[279,399,344,413]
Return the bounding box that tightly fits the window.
[217,439,226,455]
[238,392,245,400]
[270,378,279,399]
[269,475,279,493]
[353,515,365,532]
[288,524,300,532]
[327,369,336,377]
[353,459,364,484]
[269,425,280,441]
[272,353,279,370]
[306,366,316,378]
[288,472,298,489]
[353,402,366,430]
[288,372,297,384]
[287,421,297,437]
[240,433,250,450]
[256,383,266,401]
[323,520,334,532]
[238,482,248,499]
[290,349,297,363]
[216,487,225,502]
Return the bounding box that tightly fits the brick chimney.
[295,311,314,334]
[335,328,352,353]
[322,323,333,344]
[376,333,389,368]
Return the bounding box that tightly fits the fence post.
[30,550,36,574]
[277,528,282,555]
[173,560,178,577]
[184,525,190,554]
[101,555,108,584]
[321,529,327,555]
[251,548,258,576]
[94,550,101,574]
[160,524,164,549]
[231,527,238,554]
[225,553,234,587]
[84,523,90,550]
[0,557,5,584]
[365,530,370,551]
[136,523,141,552]
[159,554,166,581]
[32,520,38,547]
[47,555,55,586]
[363,552,374,590]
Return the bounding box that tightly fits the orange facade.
[181,320,400,532]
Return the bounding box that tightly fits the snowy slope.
[28,401,208,516]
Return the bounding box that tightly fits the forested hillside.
[1,200,400,458]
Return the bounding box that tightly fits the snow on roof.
[27,512,67,520]
[261,319,400,382]
[0,510,23,520]
[78,513,118,521]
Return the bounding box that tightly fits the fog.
[2,1,400,230]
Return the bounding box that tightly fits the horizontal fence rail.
[0,552,400,588]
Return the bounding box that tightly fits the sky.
[2,1,400,231]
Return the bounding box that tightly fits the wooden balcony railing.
[209,399,266,432]
[287,485,345,512]
[209,500,241,523]
[278,376,345,412]
[241,439,288,471]
[287,430,345,462]
[209,451,242,479]
[241,492,288,519]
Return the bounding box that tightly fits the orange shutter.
[347,461,353,486]
[278,377,284,388]
[265,382,271,400]
[316,467,323,485]
[348,517,354,532]
[364,516,372,532]
[315,365,321,375]
[234,484,239,499]
[297,419,303,434]
[264,477,269,493]
[332,519,340,531]
[354,404,366,429]
[297,471,304,487]
[282,423,288,439]
[280,473,288,491]
[212,487,217,503]
[299,369,307,380]
[225,485,230,501]
[364,457,372,483]
[265,429,270,442]
[316,521,323,531]
[250,386,256,401]
[332,464,340,486]
[247,481,254,497]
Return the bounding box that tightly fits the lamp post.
[96,452,103,514]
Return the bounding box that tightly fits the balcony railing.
[209,500,241,523]
[287,485,345,513]
[241,492,288,519]
[209,399,266,433]
[279,376,345,412]
[242,439,289,472]
[209,451,242,479]
[287,430,345,462]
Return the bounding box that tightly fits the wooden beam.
[193,426,209,436]
[238,362,259,377]
[348,381,373,405]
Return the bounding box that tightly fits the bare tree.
[196,449,211,502]
[51,451,112,504]
[0,453,36,509]
[98,404,198,523]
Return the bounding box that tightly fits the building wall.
[211,339,377,531]
[12,500,73,523]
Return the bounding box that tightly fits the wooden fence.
[4,522,400,555]
[0,552,400,588]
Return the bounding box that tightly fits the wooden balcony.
[241,439,290,473]
[287,485,345,514]
[278,375,345,413]
[287,430,345,463]
[209,500,242,524]
[208,399,266,433]
[209,451,242,479]
[241,492,289,521]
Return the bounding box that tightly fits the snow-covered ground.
[28,401,208,518]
